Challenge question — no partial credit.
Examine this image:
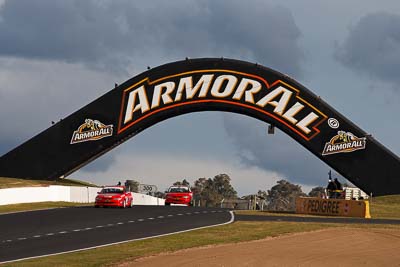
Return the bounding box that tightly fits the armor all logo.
[322,131,366,156]
[70,119,113,144]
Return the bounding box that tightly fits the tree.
[242,191,268,200]
[125,180,139,193]
[153,191,165,198]
[257,190,268,199]
[308,186,326,198]
[173,179,190,186]
[191,177,208,203]
[266,180,306,211]
[192,174,238,207]
[182,179,190,186]
[201,178,218,207]
[213,174,237,199]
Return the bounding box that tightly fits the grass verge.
[370,195,400,219]
[0,202,90,214]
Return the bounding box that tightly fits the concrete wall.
[0,186,69,205]
[70,186,99,203]
[0,186,164,206]
[132,193,165,206]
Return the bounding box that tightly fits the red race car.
[165,186,193,206]
[95,186,133,208]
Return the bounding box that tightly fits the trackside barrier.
[0,186,164,206]
[296,197,371,218]
[132,193,165,206]
[0,186,85,205]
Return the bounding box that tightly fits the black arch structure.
[0,58,399,196]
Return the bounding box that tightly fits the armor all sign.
[0,58,399,196]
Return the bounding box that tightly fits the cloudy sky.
[1,0,399,195]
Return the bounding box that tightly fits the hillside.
[370,194,400,219]
[0,177,98,189]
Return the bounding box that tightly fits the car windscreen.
[168,187,189,193]
[101,188,124,194]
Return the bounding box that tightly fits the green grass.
[4,221,332,267]
[370,195,400,219]
[0,177,98,189]
[0,202,91,214]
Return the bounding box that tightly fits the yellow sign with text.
[296,197,370,218]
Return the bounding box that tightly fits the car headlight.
[183,196,189,199]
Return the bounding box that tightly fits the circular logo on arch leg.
[328,118,339,129]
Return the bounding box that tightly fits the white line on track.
[0,210,234,265]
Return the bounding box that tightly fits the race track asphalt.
[0,206,232,264]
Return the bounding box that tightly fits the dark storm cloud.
[0,0,305,177]
[223,114,342,186]
[335,12,400,85]
[0,0,303,76]
[0,0,132,71]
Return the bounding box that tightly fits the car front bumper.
[165,198,191,205]
[95,199,124,207]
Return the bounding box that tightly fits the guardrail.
[0,186,164,206]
